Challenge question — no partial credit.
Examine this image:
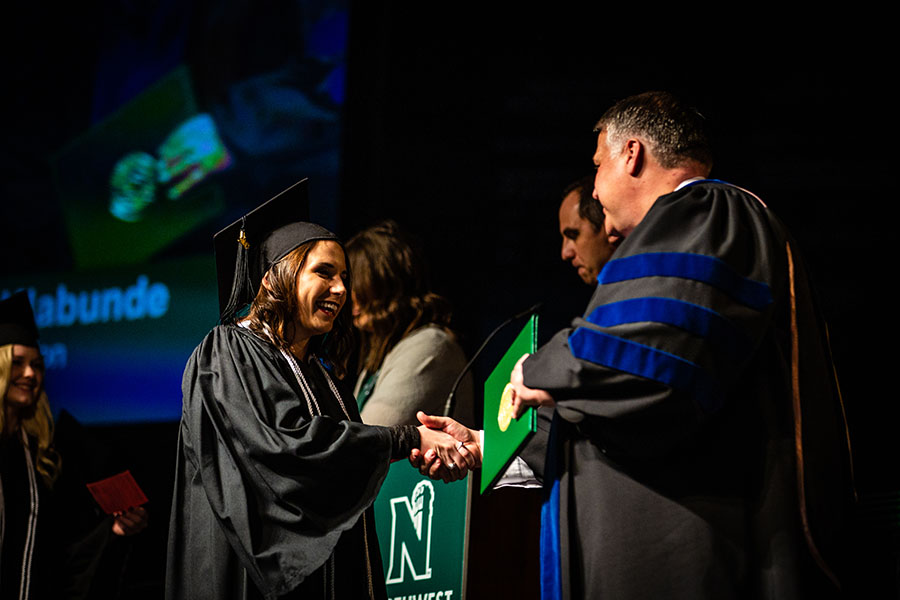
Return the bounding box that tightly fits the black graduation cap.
[0,290,40,347]
[214,178,340,322]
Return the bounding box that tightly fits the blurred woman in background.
[346,220,474,428]
[0,291,147,600]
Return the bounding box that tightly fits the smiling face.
[558,191,615,285]
[5,345,44,411]
[292,240,348,344]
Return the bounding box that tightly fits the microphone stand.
[442,302,542,417]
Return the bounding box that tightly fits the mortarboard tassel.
[220,218,254,323]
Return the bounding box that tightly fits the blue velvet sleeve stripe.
[682,177,729,188]
[584,297,751,364]
[540,413,563,600]
[597,252,773,311]
[568,326,721,413]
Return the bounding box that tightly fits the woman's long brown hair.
[346,220,454,374]
[243,240,353,378]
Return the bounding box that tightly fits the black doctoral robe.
[521,181,853,599]
[166,324,392,600]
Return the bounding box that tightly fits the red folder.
[86,470,148,514]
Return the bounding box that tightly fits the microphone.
[442,302,542,417]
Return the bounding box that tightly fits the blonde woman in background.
[0,291,147,600]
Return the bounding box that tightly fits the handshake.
[411,411,483,483]
[409,355,555,484]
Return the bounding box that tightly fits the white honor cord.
[279,350,365,599]
[278,348,350,420]
[316,360,350,419]
[279,347,322,416]
[18,430,40,600]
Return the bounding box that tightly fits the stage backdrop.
[2,0,350,425]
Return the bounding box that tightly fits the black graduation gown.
[1,431,121,600]
[165,325,392,600]
[522,181,853,599]
[0,433,51,600]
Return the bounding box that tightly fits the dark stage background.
[2,5,896,598]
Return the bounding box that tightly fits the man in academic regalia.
[509,91,855,599]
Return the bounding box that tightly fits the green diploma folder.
[480,314,538,494]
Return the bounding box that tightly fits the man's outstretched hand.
[412,412,482,483]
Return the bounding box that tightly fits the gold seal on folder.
[498,383,516,432]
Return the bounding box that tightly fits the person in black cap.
[166,181,478,600]
[0,291,148,599]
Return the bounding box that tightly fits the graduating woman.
[0,292,147,600]
[346,220,474,428]
[166,186,476,600]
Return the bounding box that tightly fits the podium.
[372,314,540,599]
[373,463,470,599]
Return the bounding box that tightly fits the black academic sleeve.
[522,182,788,460]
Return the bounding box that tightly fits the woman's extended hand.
[412,411,482,483]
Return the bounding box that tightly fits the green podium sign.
[374,461,471,600]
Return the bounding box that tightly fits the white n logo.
[385,480,435,584]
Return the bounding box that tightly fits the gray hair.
[595,91,713,170]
